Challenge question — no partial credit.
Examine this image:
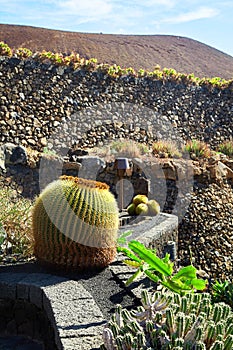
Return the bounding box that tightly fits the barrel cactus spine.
[32,175,119,270]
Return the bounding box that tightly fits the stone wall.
[0,57,233,153]
[0,298,57,350]
[1,142,232,221]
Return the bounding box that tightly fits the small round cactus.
[32,175,119,270]
[135,203,149,215]
[147,199,160,216]
[132,194,148,206]
[127,194,160,217]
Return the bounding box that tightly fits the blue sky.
[0,0,233,57]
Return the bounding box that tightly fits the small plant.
[0,186,33,257]
[183,139,212,158]
[102,290,233,350]
[32,176,119,270]
[163,67,177,77]
[108,64,122,77]
[117,238,207,294]
[38,50,65,65]
[1,42,233,89]
[0,41,12,57]
[152,140,182,158]
[15,47,32,59]
[84,57,98,70]
[211,280,233,309]
[127,195,160,217]
[42,146,57,157]
[138,68,146,77]
[218,141,233,157]
[125,67,136,76]
[109,139,149,158]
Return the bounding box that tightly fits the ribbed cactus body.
[102,291,233,350]
[32,175,119,270]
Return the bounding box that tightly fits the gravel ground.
[178,183,233,280]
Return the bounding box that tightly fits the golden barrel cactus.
[32,175,119,270]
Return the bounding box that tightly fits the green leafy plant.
[211,280,233,309]
[0,41,12,57]
[183,139,212,159]
[1,42,233,88]
[163,67,177,77]
[102,290,233,350]
[138,68,146,77]
[84,57,98,70]
[218,141,233,157]
[15,47,32,59]
[108,64,125,77]
[38,50,65,65]
[199,76,228,88]
[117,239,207,294]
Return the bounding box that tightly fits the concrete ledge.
[119,212,178,254]
[0,273,105,350]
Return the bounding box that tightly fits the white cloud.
[142,0,176,7]
[162,6,219,24]
[52,0,112,18]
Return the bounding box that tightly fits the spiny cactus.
[211,280,233,309]
[32,175,119,270]
[102,290,233,350]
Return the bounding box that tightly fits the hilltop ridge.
[1,23,233,79]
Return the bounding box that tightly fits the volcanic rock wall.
[0,57,233,152]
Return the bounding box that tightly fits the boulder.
[76,156,106,180]
[0,143,27,169]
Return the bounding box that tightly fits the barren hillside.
[1,23,233,79]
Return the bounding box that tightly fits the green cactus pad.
[32,175,119,270]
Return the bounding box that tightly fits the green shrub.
[15,47,32,59]
[218,141,233,157]
[0,41,12,57]
[211,280,233,309]
[183,139,212,158]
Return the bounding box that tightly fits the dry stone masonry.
[0,56,233,281]
[0,57,233,152]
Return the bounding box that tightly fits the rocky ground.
[178,183,233,281]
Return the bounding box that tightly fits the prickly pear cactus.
[102,290,233,350]
[32,175,119,270]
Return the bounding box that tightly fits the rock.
[40,137,47,147]
[76,156,106,180]
[178,183,233,280]
[0,143,27,168]
[219,161,233,180]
